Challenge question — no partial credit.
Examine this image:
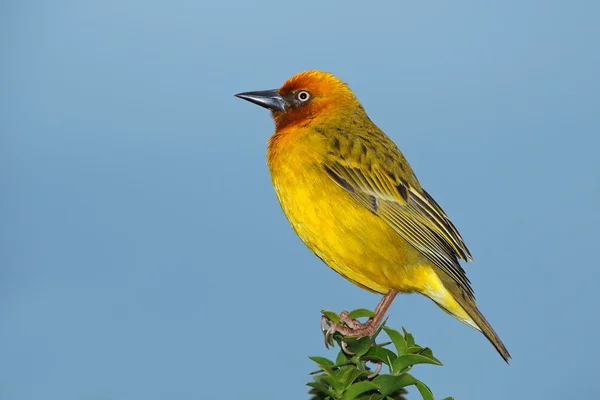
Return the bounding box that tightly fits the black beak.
[235,89,288,112]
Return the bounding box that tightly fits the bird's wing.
[323,143,475,297]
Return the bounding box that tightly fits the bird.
[235,70,510,362]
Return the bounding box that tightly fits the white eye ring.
[296,90,311,102]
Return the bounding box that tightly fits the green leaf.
[336,350,349,365]
[389,372,436,400]
[331,360,354,371]
[392,354,442,374]
[414,347,429,356]
[442,397,454,400]
[343,381,379,400]
[316,372,345,393]
[402,327,415,347]
[415,380,434,400]
[307,381,333,396]
[395,373,417,387]
[309,356,336,374]
[322,310,340,324]
[339,366,366,387]
[373,374,405,397]
[363,346,397,367]
[331,376,347,393]
[383,327,407,356]
[309,356,335,368]
[348,308,376,319]
[416,347,441,364]
[345,336,373,357]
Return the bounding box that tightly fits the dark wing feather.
[324,146,475,298]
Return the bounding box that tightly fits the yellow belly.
[271,160,438,295]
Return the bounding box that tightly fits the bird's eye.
[296,90,311,102]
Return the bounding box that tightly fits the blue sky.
[1,1,599,399]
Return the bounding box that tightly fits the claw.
[325,324,337,349]
[367,361,383,379]
[341,339,354,355]
[322,316,336,348]
[320,315,329,332]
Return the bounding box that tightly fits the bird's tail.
[429,274,511,363]
[456,293,511,363]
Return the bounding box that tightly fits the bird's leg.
[324,290,398,347]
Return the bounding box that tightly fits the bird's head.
[235,70,360,130]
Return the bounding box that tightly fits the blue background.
[2,1,599,399]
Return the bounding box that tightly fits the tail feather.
[431,273,511,363]
[458,295,512,363]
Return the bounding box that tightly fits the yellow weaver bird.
[235,70,510,362]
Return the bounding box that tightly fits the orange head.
[235,70,360,130]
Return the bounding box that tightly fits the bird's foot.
[320,312,384,377]
[321,311,380,352]
[321,290,399,353]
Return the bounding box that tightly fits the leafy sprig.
[308,309,453,400]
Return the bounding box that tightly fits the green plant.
[308,309,453,400]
